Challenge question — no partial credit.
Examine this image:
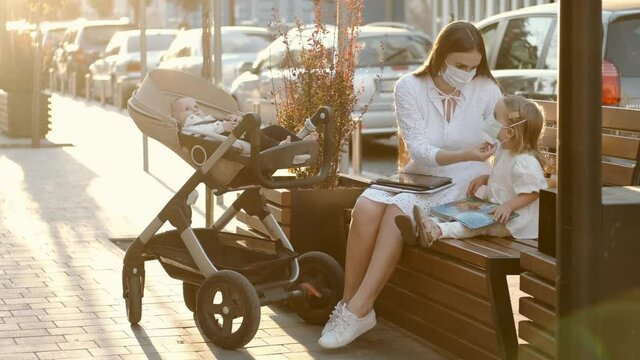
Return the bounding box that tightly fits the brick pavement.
[0,95,458,359]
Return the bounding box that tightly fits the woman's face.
[444,50,482,73]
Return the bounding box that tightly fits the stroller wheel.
[289,251,344,325]
[183,282,199,313]
[124,274,144,325]
[196,270,261,349]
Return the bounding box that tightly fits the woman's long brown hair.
[414,21,496,84]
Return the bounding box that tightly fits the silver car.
[89,29,177,104]
[475,1,640,108]
[230,24,432,136]
[157,26,272,91]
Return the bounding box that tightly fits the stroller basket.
[148,228,297,285]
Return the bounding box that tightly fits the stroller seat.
[128,68,330,190]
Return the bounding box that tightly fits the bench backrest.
[535,100,640,186]
[397,101,640,187]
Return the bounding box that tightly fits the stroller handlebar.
[237,107,336,189]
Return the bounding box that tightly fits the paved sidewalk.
[0,95,456,359]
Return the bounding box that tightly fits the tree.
[167,0,199,28]
[88,0,114,19]
[128,0,152,27]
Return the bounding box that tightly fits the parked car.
[157,26,273,90]
[89,29,178,104]
[52,19,132,93]
[230,24,432,136]
[475,1,640,108]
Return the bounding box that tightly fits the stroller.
[122,69,344,349]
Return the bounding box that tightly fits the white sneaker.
[318,306,377,349]
[321,300,345,336]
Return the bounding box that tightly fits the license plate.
[377,79,397,93]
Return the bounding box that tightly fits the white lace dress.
[361,73,502,220]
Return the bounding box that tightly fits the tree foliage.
[88,0,115,18]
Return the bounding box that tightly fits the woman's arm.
[436,143,496,165]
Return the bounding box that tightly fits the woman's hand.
[465,143,496,162]
[467,175,490,197]
[492,203,513,224]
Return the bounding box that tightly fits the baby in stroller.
[171,97,318,151]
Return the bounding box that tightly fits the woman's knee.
[351,197,386,225]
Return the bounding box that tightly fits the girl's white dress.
[361,73,502,218]
[485,150,548,239]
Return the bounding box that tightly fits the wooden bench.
[516,102,640,360]
[381,101,640,360]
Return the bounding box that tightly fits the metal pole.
[441,0,450,25]
[431,0,439,40]
[557,0,602,359]
[474,0,482,24]
[384,0,393,21]
[337,0,350,174]
[31,3,42,148]
[229,0,236,25]
[140,0,149,172]
[487,0,495,17]
[351,121,362,176]
[202,0,213,82]
[464,0,471,21]
[213,0,222,88]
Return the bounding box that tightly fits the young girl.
[412,95,548,244]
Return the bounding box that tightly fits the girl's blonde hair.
[502,95,546,167]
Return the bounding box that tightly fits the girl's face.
[493,99,515,148]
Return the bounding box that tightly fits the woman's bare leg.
[342,197,387,303]
[346,204,404,317]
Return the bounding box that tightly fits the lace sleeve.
[394,77,441,167]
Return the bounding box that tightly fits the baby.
[171,97,317,151]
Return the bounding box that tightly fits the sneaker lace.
[326,303,343,329]
[333,311,354,335]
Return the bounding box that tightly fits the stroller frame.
[122,104,344,349]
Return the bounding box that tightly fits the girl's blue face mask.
[482,115,526,144]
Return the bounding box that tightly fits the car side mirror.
[239,61,253,74]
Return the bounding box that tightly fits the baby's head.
[490,95,544,154]
[171,97,204,124]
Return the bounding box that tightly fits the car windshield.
[357,35,430,67]
[605,15,640,77]
[79,25,130,51]
[127,34,176,52]
[218,32,271,53]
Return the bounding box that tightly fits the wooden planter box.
[237,175,368,266]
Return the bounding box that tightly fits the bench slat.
[543,153,635,186]
[536,100,640,132]
[379,284,500,354]
[390,265,493,325]
[521,251,557,283]
[542,126,639,161]
[431,239,520,268]
[376,298,500,360]
[400,246,489,297]
[519,321,557,359]
[519,296,556,334]
[520,272,557,309]
[518,344,554,360]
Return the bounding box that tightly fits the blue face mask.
[442,62,476,89]
[482,115,526,144]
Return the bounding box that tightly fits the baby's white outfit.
[182,114,226,137]
[361,74,502,219]
[438,149,548,239]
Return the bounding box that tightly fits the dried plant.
[269,0,366,189]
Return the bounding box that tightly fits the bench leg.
[486,259,518,360]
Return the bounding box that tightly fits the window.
[495,17,553,70]
[606,15,640,77]
[357,34,430,67]
[543,25,558,70]
[480,23,499,63]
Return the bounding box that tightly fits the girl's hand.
[466,143,496,162]
[492,203,513,224]
[467,175,490,197]
[222,120,237,132]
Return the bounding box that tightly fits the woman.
[318,21,502,349]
